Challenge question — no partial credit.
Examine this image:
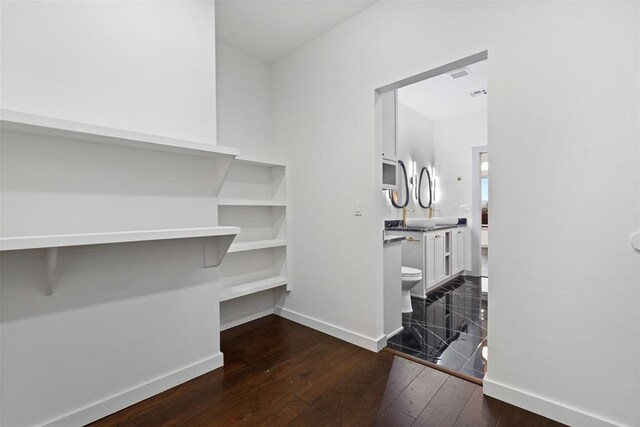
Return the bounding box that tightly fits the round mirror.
[389,160,409,208]
[418,166,433,209]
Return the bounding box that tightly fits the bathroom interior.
[382,57,489,381]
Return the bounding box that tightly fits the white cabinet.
[434,233,446,284]
[380,90,397,161]
[424,233,437,289]
[453,229,466,274]
[378,90,398,190]
[399,226,467,298]
[383,238,403,337]
[217,157,289,304]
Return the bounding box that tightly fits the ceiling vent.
[469,89,488,98]
[447,67,471,79]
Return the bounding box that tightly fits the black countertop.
[383,235,407,244]
[386,224,466,233]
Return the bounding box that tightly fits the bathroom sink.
[434,217,459,226]
[405,218,437,228]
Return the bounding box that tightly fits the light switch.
[354,200,363,216]
[460,204,471,212]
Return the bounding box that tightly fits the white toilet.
[401,266,422,313]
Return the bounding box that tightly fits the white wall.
[433,111,488,270]
[0,1,217,143]
[0,2,222,426]
[272,2,639,426]
[384,102,434,220]
[216,42,273,159]
[216,42,279,329]
[433,111,487,219]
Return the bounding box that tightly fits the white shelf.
[0,227,240,251]
[227,239,286,253]
[0,109,240,159]
[219,276,288,302]
[234,155,286,168]
[1,227,240,296]
[218,199,286,207]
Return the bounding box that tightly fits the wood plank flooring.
[89,315,564,427]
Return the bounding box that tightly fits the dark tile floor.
[387,276,488,379]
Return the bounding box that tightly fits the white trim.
[44,353,224,427]
[471,145,488,277]
[220,306,275,331]
[386,326,404,340]
[483,375,624,427]
[275,306,387,352]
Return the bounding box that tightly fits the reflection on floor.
[481,247,489,277]
[387,276,488,379]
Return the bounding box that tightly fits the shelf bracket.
[632,232,640,251]
[45,247,58,295]
[203,234,237,268]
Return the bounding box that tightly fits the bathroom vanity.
[387,224,466,298]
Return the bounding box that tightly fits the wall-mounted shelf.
[1,109,239,159]
[227,239,286,253]
[1,110,240,197]
[234,155,286,168]
[1,227,240,295]
[219,276,288,302]
[0,227,240,251]
[218,199,286,207]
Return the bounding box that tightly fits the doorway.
[378,52,489,381]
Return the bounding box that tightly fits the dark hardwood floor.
[89,315,564,426]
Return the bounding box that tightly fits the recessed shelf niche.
[217,156,289,302]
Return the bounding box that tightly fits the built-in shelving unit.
[217,156,288,302]
[1,110,242,295]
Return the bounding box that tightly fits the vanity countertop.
[386,224,466,233]
[383,235,407,244]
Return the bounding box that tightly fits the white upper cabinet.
[380,90,398,161]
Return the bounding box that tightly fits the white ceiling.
[398,60,488,121]
[216,0,378,63]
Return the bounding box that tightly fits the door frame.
[471,145,488,277]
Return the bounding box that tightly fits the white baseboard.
[220,306,275,331]
[275,306,386,352]
[386,326,404,340]
[45,353,224,427]
[483,374,622,427]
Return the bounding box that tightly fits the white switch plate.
[632,232,640,250]
[354,200,363,216]
[460,204,471,212]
